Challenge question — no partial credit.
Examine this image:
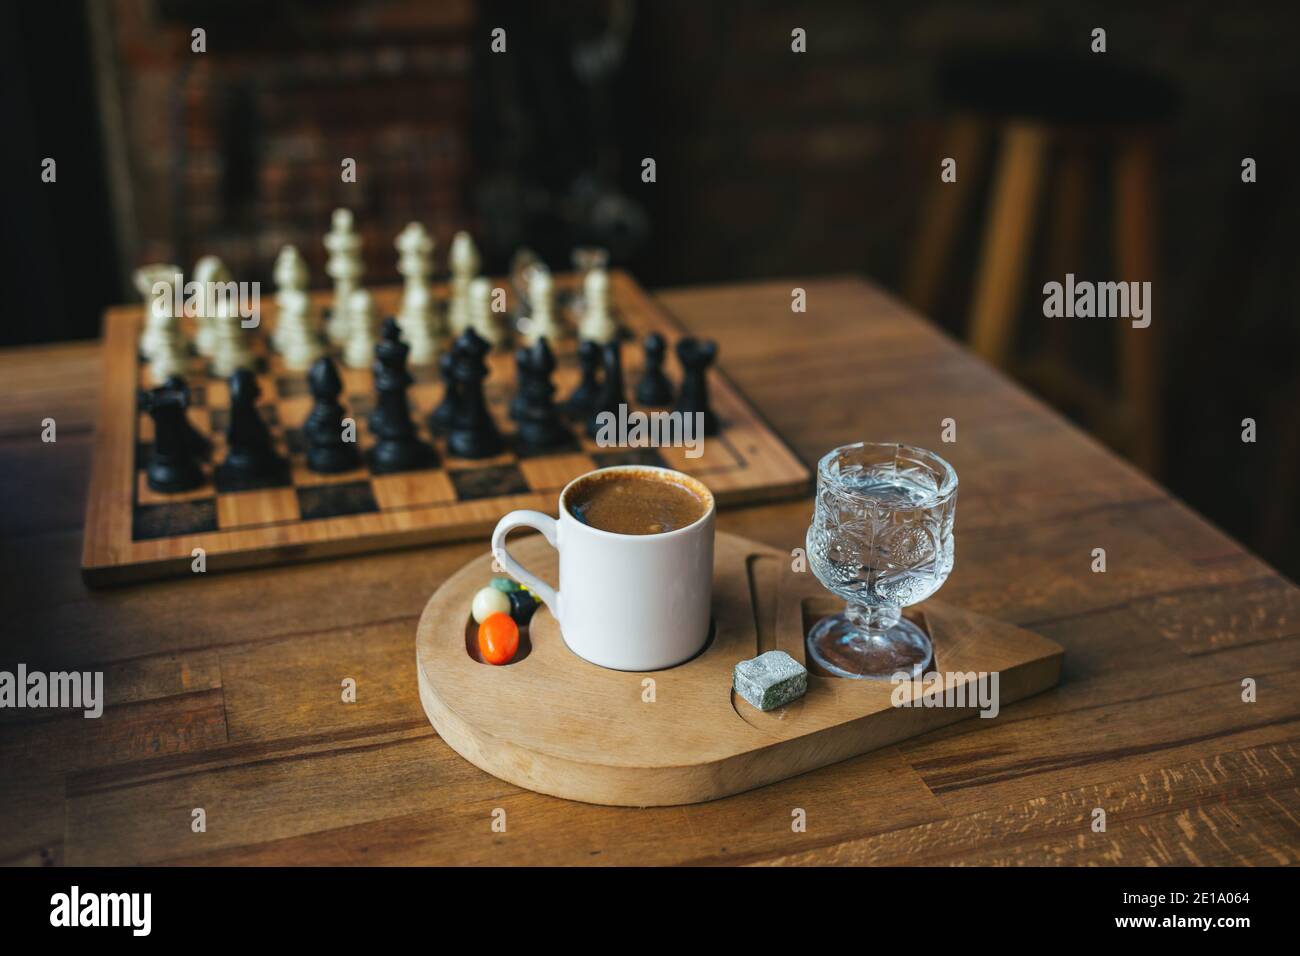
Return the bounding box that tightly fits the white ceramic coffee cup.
[491,465,716,671]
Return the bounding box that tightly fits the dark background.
[2,0,1297,580]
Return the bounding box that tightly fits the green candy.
[490,576,521,593]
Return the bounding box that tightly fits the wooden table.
[2,277,1297,866]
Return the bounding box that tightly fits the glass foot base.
[805,613,933,680]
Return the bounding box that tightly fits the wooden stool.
[905,53,1178,475]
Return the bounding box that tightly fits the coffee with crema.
[566,470,709,535]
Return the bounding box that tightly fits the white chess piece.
[578,267,616,343]
[136,265,188,382]
[271,245,310,354]
[468,276,504,347]
[447,230,479,335]
[210,269,255,378]
[394,222,439,365]
[135,263,183,362]
[324,208,363,345]
[190,256,232,358]
[523,268,565,345]
[343,287,379,369]
[278,289,323,371]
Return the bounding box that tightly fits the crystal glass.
[806,442,957,680]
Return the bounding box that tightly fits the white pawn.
[578,267,616,343]
[210,266,255,378]
[271,245,309,354]
[447,230,479,335]
[468,276,504,348]
[523,268,565,345]
[278,290,323,371]
[394,222,439,365]
[324,208,363,345]
[343,288,379,369]
[189,256,231,358]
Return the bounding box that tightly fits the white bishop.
[394,222,440,365]
[447,231,479,335]
[324,208,363,344]
[271,245,310,354]
[577,267,616,343]
[523,268,565,345]
[209,259,255,378]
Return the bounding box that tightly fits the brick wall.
[108,0,475,287]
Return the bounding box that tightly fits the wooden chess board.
[82,271,810,585]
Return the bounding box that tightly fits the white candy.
[471,586,512,624]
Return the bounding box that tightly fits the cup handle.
[491,510,561,622]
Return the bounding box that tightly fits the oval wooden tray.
[416,531,1063,806]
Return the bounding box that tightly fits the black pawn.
[514,338,570,452]
[635,332,674,406]
[563,339,602,419]
[140,382,204,492]
[446,328,504,459]
[673,337,719,435]
[428,349,458,435]
[163,375,212,458]
[586,341,627,439]
[218,369,288,483]
[368,318,436,473]
[303,357,360,474]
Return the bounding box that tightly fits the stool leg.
[903,116,988,315]
[1045,150,1090,360]
[1114,134,1161,475]
[968,123,1048,367]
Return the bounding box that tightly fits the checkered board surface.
[82,271,809,585]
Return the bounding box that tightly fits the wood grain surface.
[2,276,1297,866]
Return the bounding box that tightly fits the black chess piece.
[140,382,204,492]
[586,341,627,439]
[635,332,674,406]
[303,357,361,473]
[514,337,571,452]
[427,350,458,435]
[563,339,602,419]
[217,369,288,485]
[162,375,212,458]
[673,337,719,435]
[368,318,436,473]
[445,328,504,459]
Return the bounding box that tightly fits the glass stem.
[845,603,900,636]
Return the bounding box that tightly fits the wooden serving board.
[81,271,809,585]
[417,531,1065,806]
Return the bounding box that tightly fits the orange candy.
[478,612,520,665]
